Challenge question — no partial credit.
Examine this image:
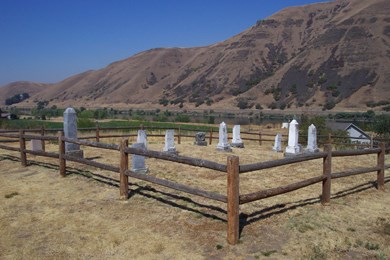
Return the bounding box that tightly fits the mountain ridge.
[1,0,389,112]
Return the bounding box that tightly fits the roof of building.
[327,121,370,139]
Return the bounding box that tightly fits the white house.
[327,122,371,145]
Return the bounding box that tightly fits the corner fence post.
[96,122,100,142]
[58,131,66,177]
[40,126,46,152]
[377,143,385,191]
[322,144,332,205]
[19,130,27,167]
[227,155,240,245]
[209,128,213,145]
[119,139,129,200]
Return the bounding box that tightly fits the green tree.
[373,115,390,136]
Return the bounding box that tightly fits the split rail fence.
[0,124,387,148]
[0,127,389,245]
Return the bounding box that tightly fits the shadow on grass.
[1,154,389,238]
[0,154,227,223]
[242,177,390,235]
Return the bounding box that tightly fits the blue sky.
[0,0,324,86]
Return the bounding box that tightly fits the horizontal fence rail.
[240,175,327,204]
[239,152,327,173]
[125,169,227,203]
[123,146,227,172]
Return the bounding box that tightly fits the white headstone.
[63,107,83,157]
[163,130,176,153]
[131,143,148,174]
[306,124,319,152]
[231,125,244,148]
[282,122,289,129]
[137,130,148,149]
[272,133,283,152]
[216,122,232,152]
[285,119,301,155]
[30,139,42,151]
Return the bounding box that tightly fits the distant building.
[0,112,10,120]
[327,122,371,145]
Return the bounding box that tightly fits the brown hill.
[6,0,390,111]
[0,82,49,106]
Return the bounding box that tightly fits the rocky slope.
[3,0,390,111]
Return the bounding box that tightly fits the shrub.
[159,97,169,106]
[237,100,249,109]
[175,114,190,123]
[77,118,95,128]
[323,100,335,110]
[290,84,297,95]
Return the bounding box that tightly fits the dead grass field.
[1,134,390,259]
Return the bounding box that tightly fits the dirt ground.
[0,135,389,259]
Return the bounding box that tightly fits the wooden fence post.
[370,135,374,149]
[58,131,66,177]
[96,122,100,142]
[119,139,129,200]
[322,144,332,205]
[40,126,46,152]
[227,155,240,245]
[377,142,385,191]
[328,133,332,144]
[258,131,262,146]
[19,130,27,167]
[178,127,181,144]
[209,128,213,145]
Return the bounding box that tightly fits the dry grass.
[0,134,390,259]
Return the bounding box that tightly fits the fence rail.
[0,126,388,245]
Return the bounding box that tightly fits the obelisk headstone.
[306,124,319,152]
[137,130,148,149]
[231,125,244,148]
[163,130,176,153]
[216,122,232,152]
[285,119,301,156]
[131,143,148,174]
[63,107,83,157]
[272,133,283,152]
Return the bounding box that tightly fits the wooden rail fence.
[0,128,389,245]
[1,125,388,148]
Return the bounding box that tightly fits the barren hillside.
[3,0,390,111]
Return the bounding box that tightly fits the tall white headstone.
[163,130,176,153]
[306,124,319,152]
[216,122,232,152]
[137,130,148,149]
[231,125,244,148]
[285,119,301,155]
[272,133,283,152]
[131,143,148,174]
[63,107,83,157]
